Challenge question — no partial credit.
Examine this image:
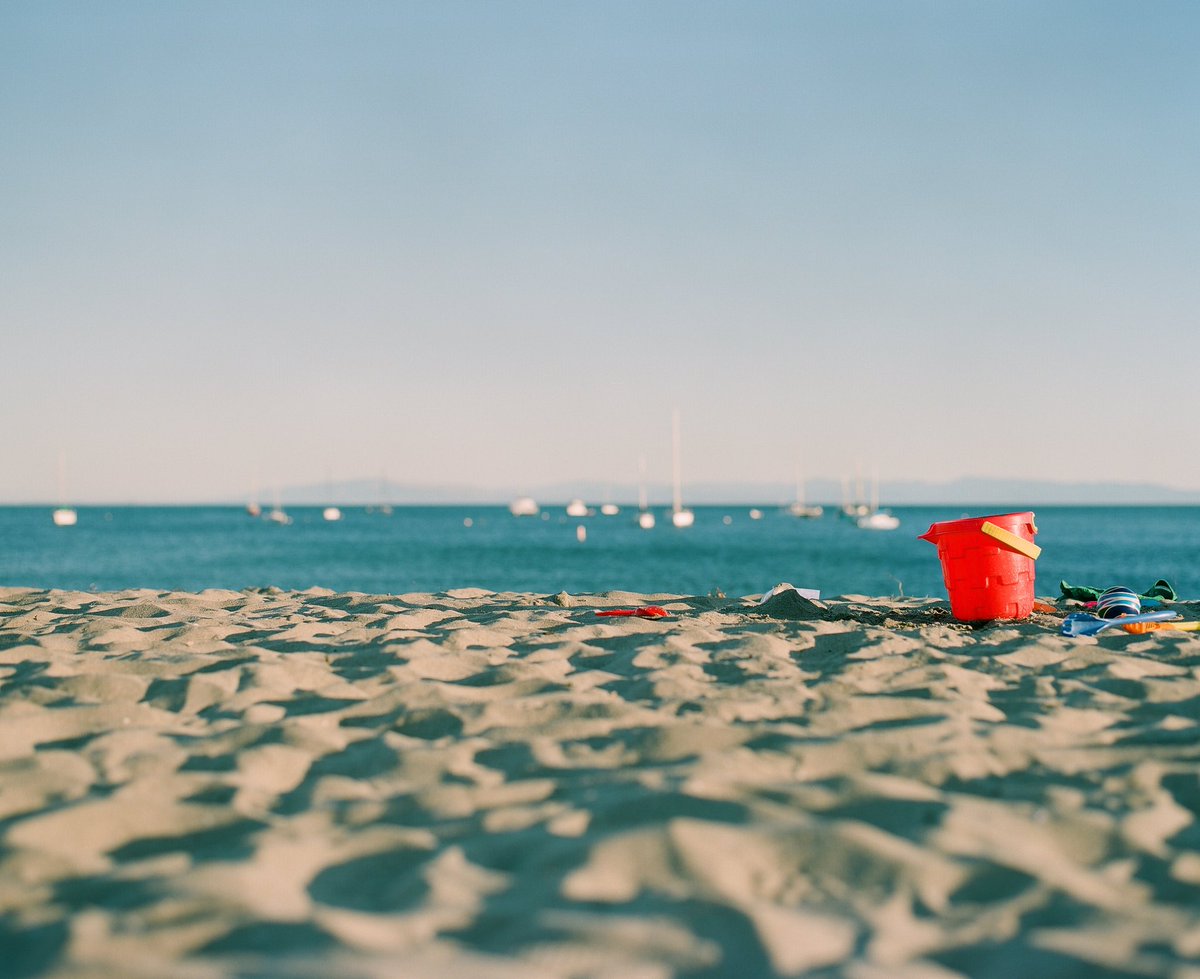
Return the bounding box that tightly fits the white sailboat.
[266,485,291,525]
[858,511,899,530]
[788,462,823,518]
[322,471,342,521]
[670,409,694,528]
[319,472,343,520]
[840,469,870,518]
[855,469,899,530]
[509,496,540,517]
[52,453,77,526]
[565,498,589,518]
[636,455,655,529]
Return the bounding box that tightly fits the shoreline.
[2,586,1198,976]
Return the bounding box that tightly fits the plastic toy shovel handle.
[1122,620,1200,634]
[980,521,1042,560]
[1062,610,1179,637]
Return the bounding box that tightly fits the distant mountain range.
[259,476,1200,507]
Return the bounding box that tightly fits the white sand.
[1,585,1199,978]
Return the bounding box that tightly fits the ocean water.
[4,504,1200,602]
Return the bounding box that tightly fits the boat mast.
[671,409,682,513]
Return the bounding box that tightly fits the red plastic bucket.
[918,511,1039,622]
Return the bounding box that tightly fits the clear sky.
[3,1,1198,503]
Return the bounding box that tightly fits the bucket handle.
[981,521,1041,560]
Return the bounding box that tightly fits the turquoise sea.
[3,504,1199,601]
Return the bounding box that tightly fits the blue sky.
[3,1,1198,502]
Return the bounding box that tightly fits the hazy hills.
[262,476,1200,507]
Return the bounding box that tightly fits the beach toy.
[595,606,669,618]
[1122,620,1200,634]
[1061,579,1178,603]
[1061,610,1179,637]
[918,512,1040,622]
[1084,598,1164,610]
[1095,586,1140,619]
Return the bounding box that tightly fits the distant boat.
[52,453,76,527]
[857,510,900,531]
[246,477,261,518]
[749,508,763,520]
[565,499,589,518]
[267,486,291,525]
[788,462,823,518]
[788,503,823,518]
[670,409,694,528]
[600,503,620,516]
[636,455,655,529]
[855,469,898,530]
[509,496,540,517]
[839,471,870,518]
[322,471,342,521]
[370,471,393,516]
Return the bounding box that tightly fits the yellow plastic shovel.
[1122,620,1200,634]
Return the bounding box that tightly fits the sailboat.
[636,455,655,529]
[670,409,694,528]
[266,485,291,525]
[52,506,78,526]
[509,496,540,517]
[788,462,823,518]
[52,507,77,526]
[52,453,77,526]
[322,470,342,521]
[857,508,899,530]
[369,471,393,516]
[856,469,899,530]
[246,475,262,518]
[841,464,871,518]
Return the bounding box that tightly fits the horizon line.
[8,499,1200,509]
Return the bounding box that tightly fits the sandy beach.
[2,584,1199,978]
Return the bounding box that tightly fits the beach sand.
[2,585,1199,978]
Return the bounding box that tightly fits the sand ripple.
[1,587,1199,977]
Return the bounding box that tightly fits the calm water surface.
[2,505,1198,600]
